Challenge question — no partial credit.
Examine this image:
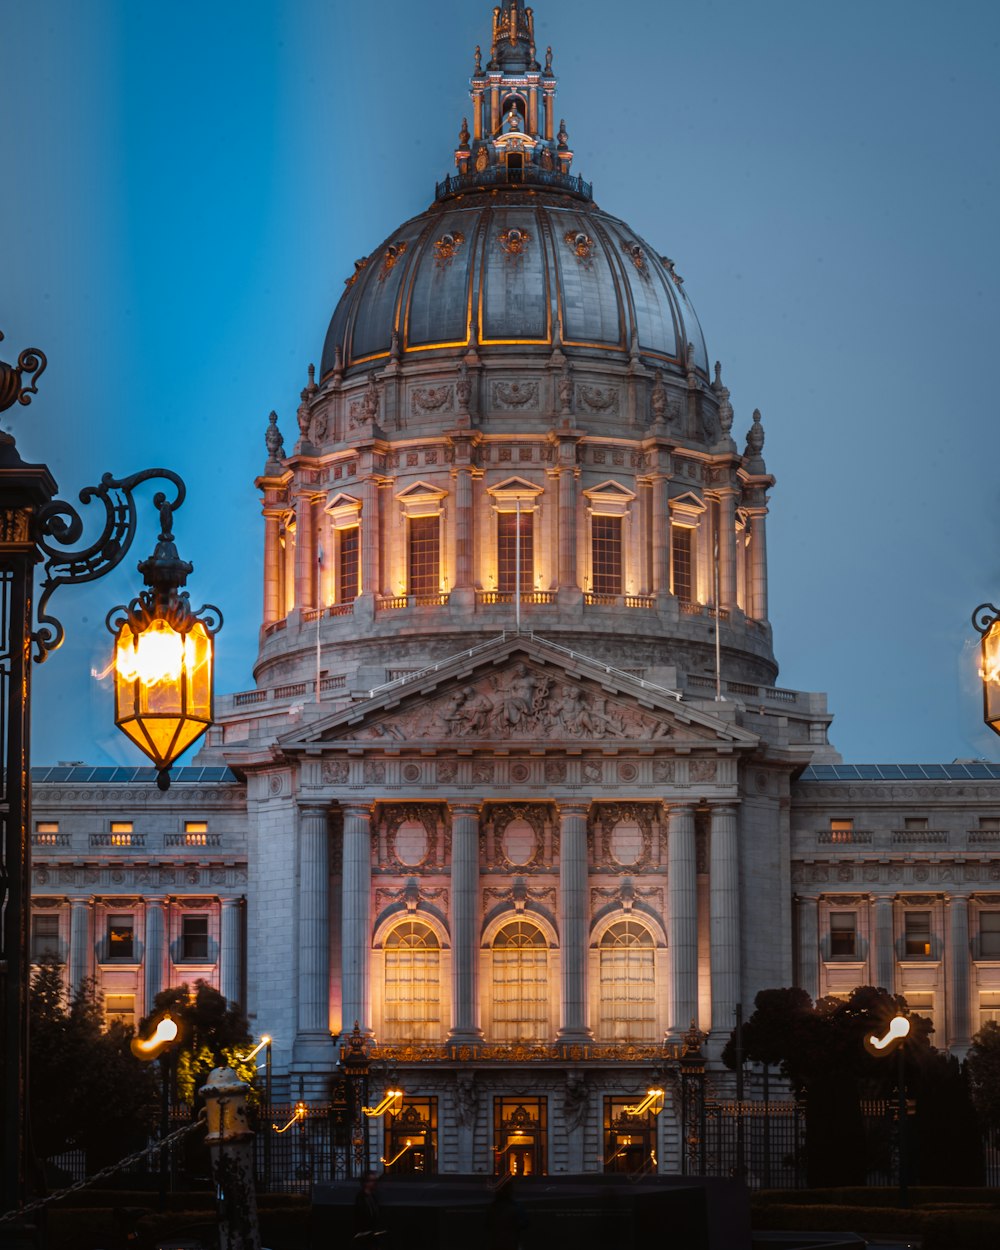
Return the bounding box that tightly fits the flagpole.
[515,498,522,633]
[316,542,323,702]
[714,518,722,701]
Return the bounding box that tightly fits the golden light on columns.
[973,604,1000,736]
[107,492,222,790]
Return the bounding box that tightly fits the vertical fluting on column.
[557,804,591,1040]
[453,468,473,590]
[341,804,373,1035]
[709,805,741,1037]
[220,897,244,1009]
[667,805,698,1034]
[557,467,577,589]
[795,896,819,1000]
[449,805,483,1041]
[68,897,94,998]
[142,899,165,1015]
[749,510,769,621]
[650,474,670,599]
[947,894,971,1051]
[717,490,738,610]
[263,513,281,625]
[294,490,315,611]
[360,477,380,599]
[296,805,332,1045]
[873,895,895,993]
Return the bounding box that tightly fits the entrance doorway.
[384,1098,437,1175]
[603,1097,657,1175]
[493,1097,547,1177]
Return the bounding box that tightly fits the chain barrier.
[0,1119,205,1225]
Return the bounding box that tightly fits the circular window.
[501,818,537,866]
[394,819,429,866]
[609,819,644,866]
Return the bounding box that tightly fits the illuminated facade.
[29,0,1000,1176]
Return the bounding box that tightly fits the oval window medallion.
[394,819,429,866]
[501,818,537,866]
[610,819,643,867]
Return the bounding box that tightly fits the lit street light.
[972,604,1000,736]
[864,1011,911,1209]
[0,328,220,1223]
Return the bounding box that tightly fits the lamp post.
[865,1012,911,1209]
[131,1013,181,1207]
[972,604,1000,735]
[236,1034,272,1189]
[0,329,221,1222]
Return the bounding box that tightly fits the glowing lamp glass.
[112,617,214,771]
[981,618,1000,735]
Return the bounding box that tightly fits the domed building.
[28,0,1000,1184]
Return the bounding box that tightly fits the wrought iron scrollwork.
[0,331,47,413]
[32,469,186,662]
[972,603,1000,636]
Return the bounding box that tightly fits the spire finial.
[490,1,536,72]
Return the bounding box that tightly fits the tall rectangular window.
[980,911,1000,958]
[980,992,1000,1027]
[181,915,210,961]
[110,821,133,847]
[904,911,932,958]
[671,525,693,602]
[107,914,135,961]
[105,994,136,1029]
[497,510,534,593]
[905,991,934,1034]
[339,526,360,603]
[408,516,440,595]
[830,912,857,958]
[591,515,622,595]
[31,914,61,963]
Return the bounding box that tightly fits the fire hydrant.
[201,1066,261,1250]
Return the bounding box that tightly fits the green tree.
[28,959,158,1169]
[139,980,254,1105]
[968,1020,1000,1146]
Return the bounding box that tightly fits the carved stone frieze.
[375,885,449,916]
[653,760,675,784]
[412,385,454,414]
[322,760,350,785]
[492,381,538,410]
[354,664,674,744]
[590,803,658,871]
[590,884,663,915]
[483,884,555,911]
[377,804,446,872]
[577,385,619,415]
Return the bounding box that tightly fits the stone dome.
[320,188,709,384]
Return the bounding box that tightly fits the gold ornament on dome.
[345,256,369,288]
[377,241,408,283]
[622,239,647,273]
[564,230,594,262]
[433,230,466,267]
[498,226,531,259]
[475,146,489,172]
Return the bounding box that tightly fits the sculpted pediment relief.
[337,661,714,745]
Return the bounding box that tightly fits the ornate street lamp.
[972,604,1000,736]
[105,492,222,790]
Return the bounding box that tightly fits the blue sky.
[4,0,1000,765]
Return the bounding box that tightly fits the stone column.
[453,468,474,591]
[143,898,166,1015]
[360,477,381,600]
[650,474,670,600]
[709,805,741,1040]
[557,467,577,590]
[947,894,972,1051]
[872,894,895,993]
[795,896,819,1001]
[341,804,373,1036]
[293,490,315,611]
[68,897,94,998]
[449,805,483,1041]
[717,490,737,611]
[749,510,769,622]
[668,805,698,1035]
[220,897,244,1009]
[295,804,335,1062]
[263,513,281,625]
[557,803,592,1040]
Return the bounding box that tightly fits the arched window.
[492,920,549,1042]
[598,919,656,1041]
[383,920,440,1042]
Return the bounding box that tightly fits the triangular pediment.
[279,634,758,752]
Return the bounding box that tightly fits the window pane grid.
[339,526,360,603]
[592,515,622,595]
[384,921,441,1042]
[408,516,440,595]
[598,920,655,1041]
[492,921,549,1042]
[497,511,534,593]
[672,525,693,602]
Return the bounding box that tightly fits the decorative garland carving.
[412,385,454,414]
[493,381,538,410]
[433,231,465,267]
[577,385,619,415]
[498,226,531,259]
[564,230,594,263]
[590,803,657,870]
